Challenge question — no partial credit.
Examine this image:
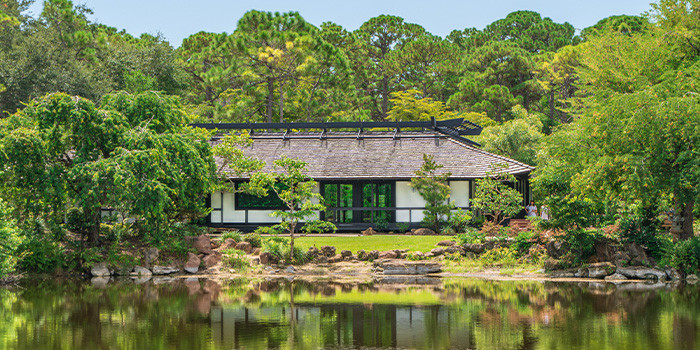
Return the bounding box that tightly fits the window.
[234,183,286,210]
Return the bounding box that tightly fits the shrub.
[301,220,337,234]
[471,215,486,229]
[244,233,263,248]
[443,252,463,262]
[618,211,671,261]
[253,225,283,235]
[283,245,310,265]
[405,251,427,261]
[222,249,250,270]
[16,237,65,273]
[397,222,410,233]
[479,247,517,267]
[456,228,486,245]
[480,220,502,236]
[0,224,21,278]
[668,237,700,275]
[448,209,473,233]
[221,230,243,242]
[512,231,536,255]
[262,237,287,262]
[564,229,603,265]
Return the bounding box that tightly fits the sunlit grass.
[294,235,450,253]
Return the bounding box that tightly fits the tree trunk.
[266,77,275,123]
[86,207,100,245]
[679,199,695,240]
[279,81,284,123]
[289,221,296,263]
[381,76,389,120]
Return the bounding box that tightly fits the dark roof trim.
[191,117,483,147]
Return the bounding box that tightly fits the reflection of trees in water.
[0,278,699,349]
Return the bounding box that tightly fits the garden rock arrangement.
[90,248,182,279]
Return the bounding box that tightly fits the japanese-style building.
[194,118,534,231]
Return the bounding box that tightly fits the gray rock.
[604,273,628,281]
[574,267,589,278]
[378,251,398,259]
[340,250,353,258]
[356,249,367,260]
[285,266,296,273]
[151,266,179,275]
[184,252,200,274]
[437,240,455,246]
[91,262,111,277]
[307,246,320,258]
[665,267,681,281]
[687,274,699,281]
[132,266,153,277]
[430,247,445,256]
[551,270,576,278]
[321,246,336,257]
[616,266,667,280]
[588,262,616,278]
[368,250,380,260]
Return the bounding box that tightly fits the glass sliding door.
[323,181,394,225]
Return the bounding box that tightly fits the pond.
[0,276,698,349]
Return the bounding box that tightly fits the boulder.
[112,265,133,276]
[235,241,253,254]
[616,266,667,280]
[545,240,569,259]
[356,249,367,260]
[463,243,488,255]
[412,228,436,235]
[307,246,320,258]
[193,234,213,255]
[259,252,277,265]
[184,253,200,274]
[314,256,328,263]
[376,261,442,275]
[604,273,628,281]
[152,266,179,275]
[210,239,221,250]
[551,270,576,278]
[423,252,435,258]
[219,238,237,251]
[437,240,455,247]
[588,262,616,279]
[574,267,589,278]
[430,247,445,256]
[665,267,682,281]
[444,246,464,255]
[378,251,398,259]
[368,250,380,260]
[132,266,153,277]
[687,274,699,281]
[340,250,353,260]
[285,266,296,274]
[91,262,111,277]
[328,254,344,263]
[203,251,222,268]
[143,248,159,267]
[362,227,377,236]
[321,246,336,257]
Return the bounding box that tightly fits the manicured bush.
[456,228,486,245]
[244,233,263,248]
[221,230,243,242]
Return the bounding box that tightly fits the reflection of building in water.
[209,304,474,349]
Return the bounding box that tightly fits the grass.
[294,235,451,253]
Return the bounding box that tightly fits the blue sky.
[28,0,653,46]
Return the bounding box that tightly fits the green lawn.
[294,235,450,253]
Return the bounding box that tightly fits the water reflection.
[0,277,698,349]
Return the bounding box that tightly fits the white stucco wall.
[210,183,320,224]
[395,181,426,223]
[450,181,470,207]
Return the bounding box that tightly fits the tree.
[533,45,580,124]
[410,154,453,232]
[477,105,544,165]
[386,89,454,121]
[471,167,523,224]
[484,10,577,53]
[246,156,332,262]
[0,92,216,244]
[580,15,650,40]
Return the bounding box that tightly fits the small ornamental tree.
[246,156,335,262]
[471,165,523,224]
[410,154,454,232]
[212,131,265,192]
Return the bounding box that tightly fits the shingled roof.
[214,130,534,180]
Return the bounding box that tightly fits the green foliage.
[222,249,250,270]
[0,206,21,278]
[301,220,337,234]
[405,251,428,261]
[221,230,242,242]
[477,105,544,165]
[244,233,263,248]
[563,229,604,265]
[261,236,288,262]
[471,167,523,224]
[447,209,473,233]
[618,208,672,261]
[410,154,453,232]
[456,229,486,245]
[512,231,537,254]
[253,226,284,236]
[16,236,64,273]
[396,222,410,233]
[668,237,700,275]
[386,89,455,121]
[283,245,311,265]
[479,247,517,267]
